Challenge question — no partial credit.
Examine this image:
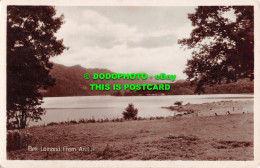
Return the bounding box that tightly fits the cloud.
[128,33,177,48]
[51,43,192,79]
[56,8,183,49]
[56,9,140,49]
[53,6,196,79]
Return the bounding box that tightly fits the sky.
[52,6,196,80]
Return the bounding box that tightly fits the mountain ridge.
[41,63,254,97]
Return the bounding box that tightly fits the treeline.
[112,79,254,96]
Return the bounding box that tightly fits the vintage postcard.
[0,0,259,168]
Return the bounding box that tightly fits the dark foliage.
[7,6,67,129]
[122,103,138,120]
[174,101,183,106]
[178,6,254,93]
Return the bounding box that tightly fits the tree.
[7,6,67,129]
[122,103,138,120]
[178,6,254,93]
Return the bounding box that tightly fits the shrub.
[78,118,86,123]
[122,103,138,120]
[7,130,33,151]
[69,120,77,124]
[174,101,183,106]
[47,122,59,126]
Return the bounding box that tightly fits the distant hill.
[42,63,254,97]
[203,79,253,94]
[41,63,157,97]
[136,79,253,95]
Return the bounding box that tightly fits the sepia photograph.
[0,0,259,168]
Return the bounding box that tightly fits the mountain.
[41,63,254,97]
[41,63,157,97]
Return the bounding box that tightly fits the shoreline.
[7,100,254,160]
[27,100,253,128]
[42,93,254,98]
[164,100,253,117]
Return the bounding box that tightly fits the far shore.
[164,100,253,117]
[43,93,254,98]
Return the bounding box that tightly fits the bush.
[7,130,33,151]
[122,103,138,120]
[47,122,59,126]
[174,101,183,106]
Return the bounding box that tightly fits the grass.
[32,116,165,128]
[7,113,253,160]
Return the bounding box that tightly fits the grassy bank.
[8,112,253,160]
